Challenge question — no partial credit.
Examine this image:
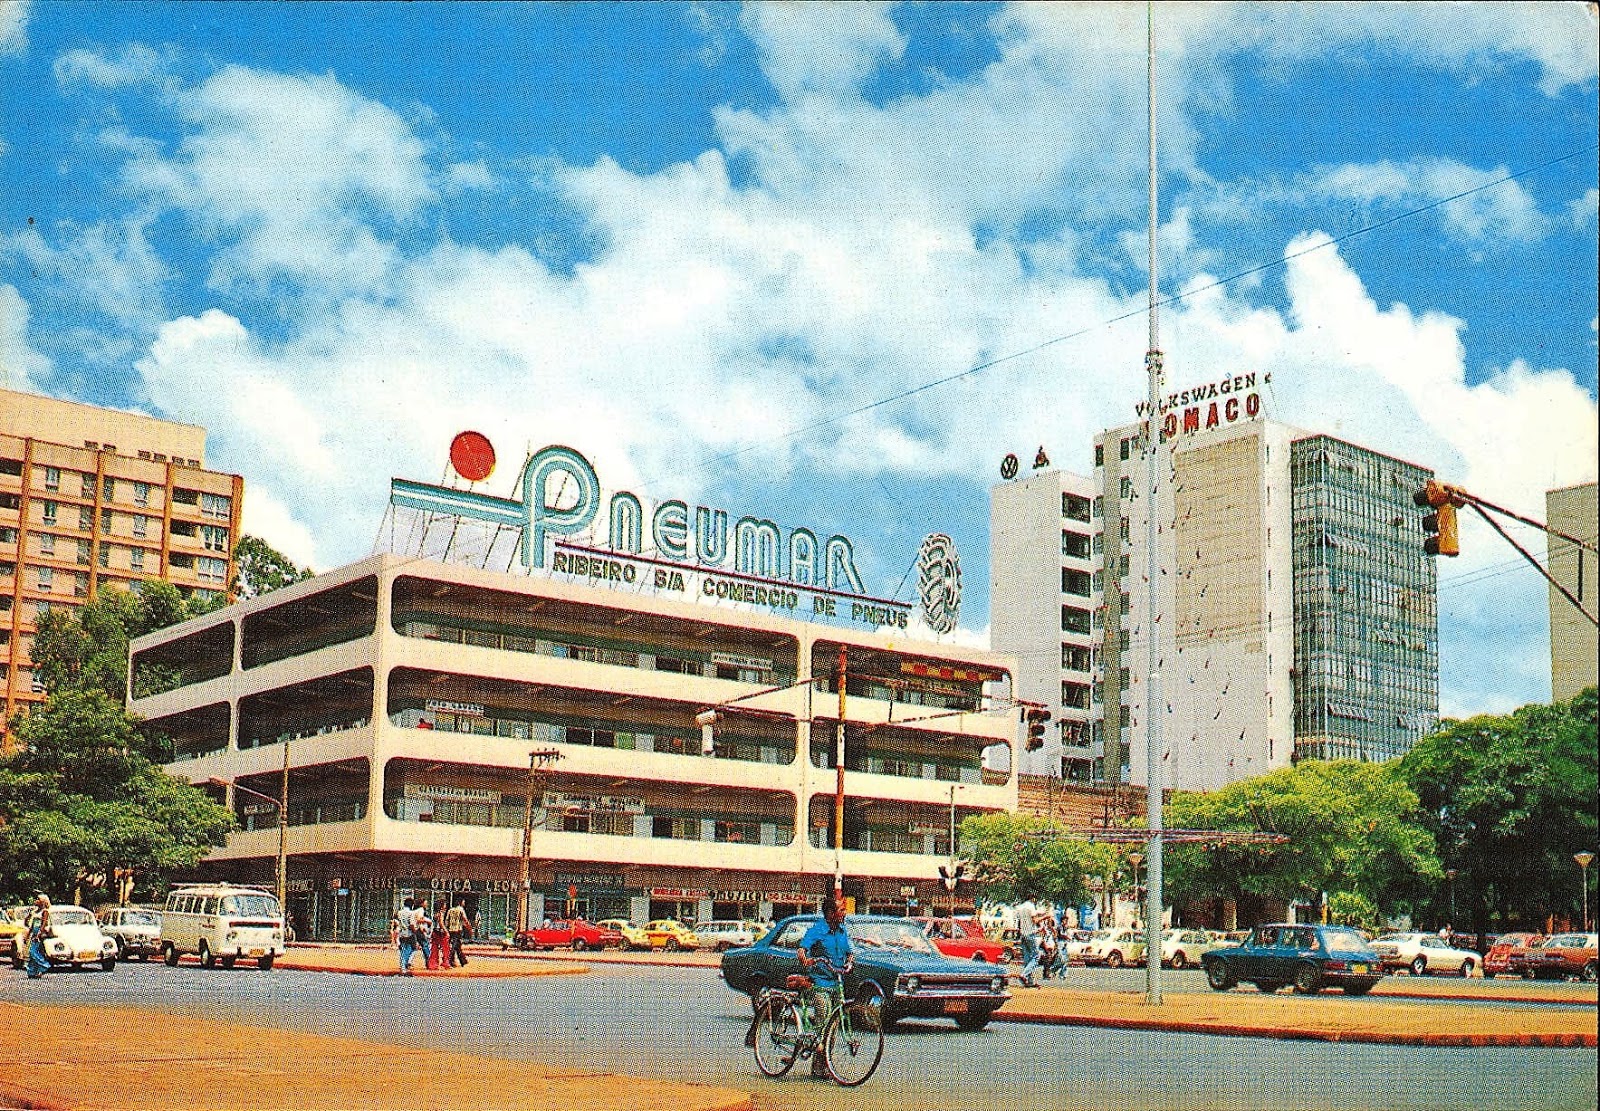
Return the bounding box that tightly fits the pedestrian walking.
[25,893,52,979]
[1013,893,1043,988]
[397,897,422,975]
[427,901,450,969]
[445,898,470,967]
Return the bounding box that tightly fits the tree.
[0,689,233,903]
[959,811,1116,908]
[30,580,194,701]
[1399,687,1598,935]
[1163,760,1439,921]
[231,534,313,599]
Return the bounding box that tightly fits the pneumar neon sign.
[390,443,958,632]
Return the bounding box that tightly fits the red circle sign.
[449,431,496,482]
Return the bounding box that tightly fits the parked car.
[643,919,700,952]
[1080,928,1147,968]
[1160,928,1218,970]
[97,906,162,961]
[1370,932,1480,977]
[1202,923,1382,996]
[1513,932,1598,981]
[512,918,623,951]
[596,918,652,951]
[720,913,1011,1030]
[910,916,1009,963]
[9,904,117,972]
[694,920,760,951]
[1060,929,1097,964]
[161,884,285,970]
[0,906,25,963]
[1484,932,1544,978]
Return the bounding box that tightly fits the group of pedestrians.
[393,896,474,974]
[1012,893,1067,988]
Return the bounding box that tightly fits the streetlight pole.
[834,644,847,904]
[1445,868,1457,929]
[1127,852,1143,927]
[1575,852,1594,933]
[209,776,287,916]
[516,748,563,936]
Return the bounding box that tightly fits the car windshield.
[121,910,160,926]
[1321,929,1372,955]
[1373,934,1409,943]
[847,919,940,955]
[53,908,95,926]
[219,894,280,917]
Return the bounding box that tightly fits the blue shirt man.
[796,899,854,1077]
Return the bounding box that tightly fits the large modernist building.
[132,553,1020,941]
[1546,481,1598,702]
[1,387,243,743]
[993,378,1439,792]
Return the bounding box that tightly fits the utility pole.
[834,644,847,903]
[516,748,563,935]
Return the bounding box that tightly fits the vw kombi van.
[161,884,285,970]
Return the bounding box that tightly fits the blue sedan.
[720,914,1012,1030]
[1202,923,1385,995]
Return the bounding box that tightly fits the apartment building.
[1,388,243,741]
[1547,481,1598,701]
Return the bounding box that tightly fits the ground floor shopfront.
[195,852,980,943]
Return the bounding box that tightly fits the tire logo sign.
[917,533,962,635]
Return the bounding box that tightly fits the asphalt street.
[7,959,1595,1111]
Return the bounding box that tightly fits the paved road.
[12,960,1596,1111]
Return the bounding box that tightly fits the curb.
[274,960,587,978]
[994,1009,1599,1047]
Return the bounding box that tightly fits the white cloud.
[53,43,166,87]
[0,0,27,58]
[122,65,435,296]
[1307,159,1547,244]
[5,219,167,326]
[238,483,319,572]
[0,284,50,390]
[739,2,906,100]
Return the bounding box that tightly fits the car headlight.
[48,940,68,954]
[226,930,238,942]
[991,975,1006,993]
[901,975,920,994]
[103,939,115,951]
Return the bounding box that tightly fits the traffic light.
[938,863,966,892]
[1414,480,1463,557]
[1023,707,1052,751]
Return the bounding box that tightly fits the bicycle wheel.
[823,1000,884,1087]
[752,997,800,1077]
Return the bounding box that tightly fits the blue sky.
[1,1,1595,717]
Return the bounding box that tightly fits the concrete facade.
[1546,481,1598,701]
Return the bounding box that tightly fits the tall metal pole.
[276,737,290,918]
[517,748,563,935]
[834,644,848,903]
[1142,0,1166,1007]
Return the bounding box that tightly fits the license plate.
[248,948,266,957]
[77,951,97,961]
[943,999,968,1014]
[1352,963,1369,975]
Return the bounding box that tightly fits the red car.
[1513,932,1598,981]
[911,916,1009,963]
[512,919,623,952]
[1484,932,1543,978]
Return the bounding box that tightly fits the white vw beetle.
[14,904,118,972]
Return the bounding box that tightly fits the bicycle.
[749,959,884,1086]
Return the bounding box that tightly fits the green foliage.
[958,811,1116,906]
[231,534,313,599]
[1399,686,1598,931]
[1163,759,1438,918]
[29,580,195,700]
[1328,891,1381,933]
[0,689,234,904]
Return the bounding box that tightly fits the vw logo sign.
[916,533,962,635]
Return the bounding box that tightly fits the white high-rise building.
[990,463,1098,780]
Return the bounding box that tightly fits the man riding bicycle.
[796,898,854,1077]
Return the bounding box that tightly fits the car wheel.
[1522,968,1537,980]
[259,954,275,971]
[1459,959,1474,978]
[1171,951,1187,970]
[666,938,682,952]
[198,941,215,970]
[1343,982,1375,996]
[1107,951,1124,968]
[220,955,237,970]
[1292,964,1322,995]
[1205,960,1235,991]
[163,943,179,967]
[571,939,588,952]
[972,952,988,963]
[1583,960,1597,983]
[955,1012,991,1031]
[1256,982,1286,993]
[101,956,116,972]
[1409,955,1427,977]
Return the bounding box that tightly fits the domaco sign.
[390,442,961,634]
[1134,371,1269,439]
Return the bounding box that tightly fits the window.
[1119,517,1130,542]
[44,466,60,491]
[79,506,92,531]
[201,493,231,519]
[201,525,229,552]
[42,501,57,525]
[101,509,113,531]
[77,539,91,564]
[1120,437,1131,461]
[198,556,228,583]
[98,544,110,569]
[39,533,55,555]
[1092,495,1103,518]
[81,473,96,497]
[0,527,15,544]
[132,515,148,539]
[132,481,149,507]
[1094,444,1104,467]
[37,566,53,589]
[130,548,145,571]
